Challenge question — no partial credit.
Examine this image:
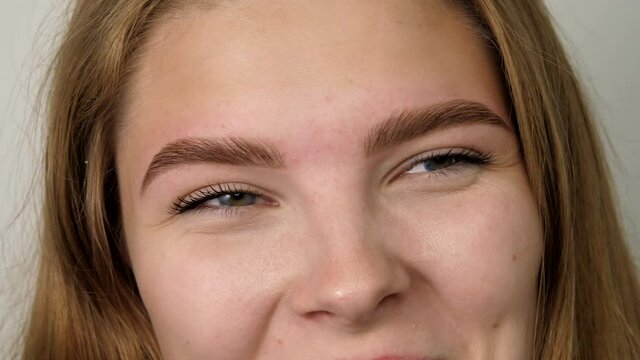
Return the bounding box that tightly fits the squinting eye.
[407,155,462,173]
[170,183,271,215]
[402,148,494,176]
[205,192,260,207]
[171,149,494,216]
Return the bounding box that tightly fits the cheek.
[128,229,293,359]
[125,167,542,357]
[393,172,542,327]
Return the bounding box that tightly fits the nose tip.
[307,277,403,325]
[290,242,410,328]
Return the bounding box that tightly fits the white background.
[1,1,638,357]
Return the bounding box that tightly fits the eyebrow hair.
[139,99,509,194]
[141,137,285,191]
[363,99,510,156]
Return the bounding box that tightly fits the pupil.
[218,192,255,206]
[425,156,457,171]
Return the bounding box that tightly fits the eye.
[170,183,274,216]
[401,148,495,177]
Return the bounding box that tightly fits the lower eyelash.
[170,149,493,215]
[188,205,244,217]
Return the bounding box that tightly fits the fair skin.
[116,0,543,359]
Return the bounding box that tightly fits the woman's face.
[116,0,543,359]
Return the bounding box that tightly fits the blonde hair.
[22,0,640,359]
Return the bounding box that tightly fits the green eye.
[171,184,268,215]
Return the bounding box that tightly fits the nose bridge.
[288,175,411,328]
[302,166,378,258]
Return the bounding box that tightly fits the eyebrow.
[140,99,509,194]
[363,99,509,156]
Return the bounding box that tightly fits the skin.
[116,0,543,359]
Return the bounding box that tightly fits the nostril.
[288,239,412,328]
[305,310,334,321]
[380,292,399,306]
[313,291,401,324]
[373,292,401,313]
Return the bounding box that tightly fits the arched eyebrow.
[364,99,510,156]
[139,99,510,195]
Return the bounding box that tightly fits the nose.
[288,210,411,329]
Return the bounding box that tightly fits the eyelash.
[170,183,268,216]
[396,147,495,180]
[170,148,495,216]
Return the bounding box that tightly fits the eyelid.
[169,148,494,216]
[388,147,494,183]
[169,182,275,216]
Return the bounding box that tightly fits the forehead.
[120,0,505,167]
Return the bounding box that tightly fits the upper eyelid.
[171,147,490,214]
[387,147,489,178]
[179,183,259,202]
[170,183,270,214]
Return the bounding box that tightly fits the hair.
[21,0,640,359]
